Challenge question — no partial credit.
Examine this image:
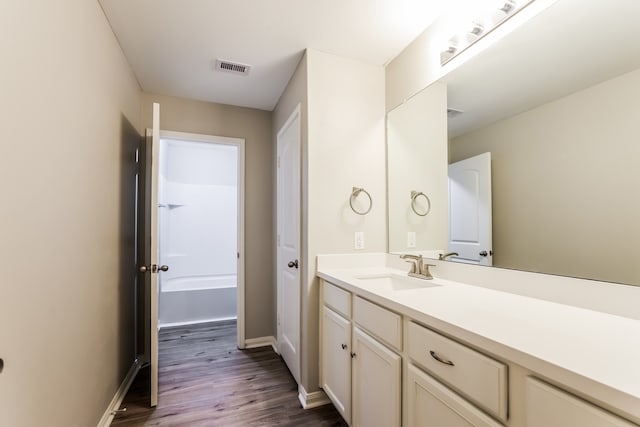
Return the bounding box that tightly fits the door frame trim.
[159,130,247,348]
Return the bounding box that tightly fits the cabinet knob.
[341,344,347,350]
[350,352,356,359]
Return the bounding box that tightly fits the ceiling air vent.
[447,108,464,118]
[215,59,251,76]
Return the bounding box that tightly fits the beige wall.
[387,82,448,253]
[0,1,142,426]
[450,68,640,285]
[307,50,387,256]
[141,93,275,339]
[306,49,386,391]
[385,21,449,112]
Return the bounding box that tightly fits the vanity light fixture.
[440,0,534,65]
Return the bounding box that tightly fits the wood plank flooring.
[111,320,347,426]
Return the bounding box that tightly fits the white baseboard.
[97,359,141,427]
[298,384,331,409]
[244,335,277,353]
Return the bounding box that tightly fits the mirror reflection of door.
[448,152,493,266]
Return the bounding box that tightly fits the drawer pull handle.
[430,350,455,366]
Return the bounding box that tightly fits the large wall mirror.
[387,0,640,286]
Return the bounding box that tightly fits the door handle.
[479,250,493,257]
[287,259,299,269]
[139,264,169,273]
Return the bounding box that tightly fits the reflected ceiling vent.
[447,108,464,118]
[215,59,251,76]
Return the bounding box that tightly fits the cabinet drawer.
[322,281,351,318]
[525,377,637,427]
[407,321,507,421]
[353,296,402,351]
[407,364,502,427]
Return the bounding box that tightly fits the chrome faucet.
[438,252,459,261]
[400,254,435,280]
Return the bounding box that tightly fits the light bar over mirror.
[440,0,535,65]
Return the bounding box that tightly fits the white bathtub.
[159,275,237,327]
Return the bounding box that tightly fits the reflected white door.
[141,102,162,406]
[448,152,493,266]
[276,105,301,383]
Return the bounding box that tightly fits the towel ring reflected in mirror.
[411,190,431,216]
[350,187,372,215]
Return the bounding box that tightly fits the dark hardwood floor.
[111,320,347,426]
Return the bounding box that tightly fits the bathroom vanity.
[317,254,640,427]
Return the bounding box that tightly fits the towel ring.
[350,187,372,215]
[410,191,431,216]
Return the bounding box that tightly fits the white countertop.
[317,265,640,423]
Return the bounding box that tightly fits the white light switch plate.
[354,232,365,250]
[407,232,416,248]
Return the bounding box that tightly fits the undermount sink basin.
[354,273,441,291]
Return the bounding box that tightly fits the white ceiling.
[99,0,451,111]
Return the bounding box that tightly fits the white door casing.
[276,104,301,383]
[448,152,493,266]
[157,130,246,347]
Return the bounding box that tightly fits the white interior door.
[141,102,163,406]
[448,152,493,266]
[277,105,301,383]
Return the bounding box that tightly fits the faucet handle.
[404,259,418,273]
[421,263,435,279]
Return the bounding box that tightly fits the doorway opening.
[157,131,245,345]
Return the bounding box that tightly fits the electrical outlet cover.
[407,231,416,248]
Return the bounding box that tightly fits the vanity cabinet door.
[352,327,401,427]
[321,306,352,424]
[407,364,502,427]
